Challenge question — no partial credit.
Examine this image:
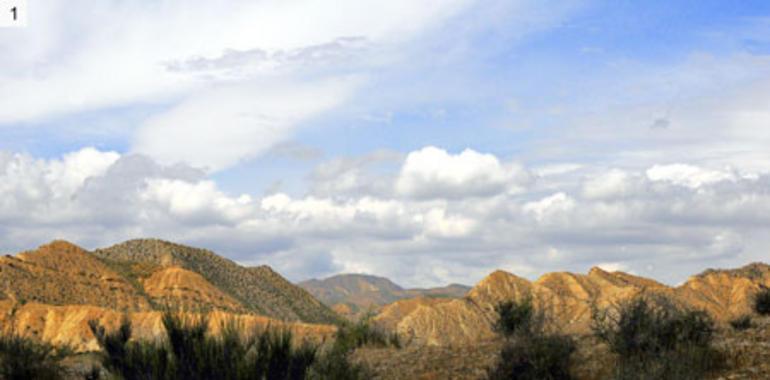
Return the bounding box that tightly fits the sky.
[2,0,770,287]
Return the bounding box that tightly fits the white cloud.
[646,164,736,188]
[395,146,530,199]
[523,192,575,224]
[0,0,476,171]
[582,169,642,199]
[3,146,770,287]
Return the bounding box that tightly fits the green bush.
[332,315,396,354]
[494,297,536,338]
[592,296,724,380]
[487,298,575,380]
[729,315,753,331]
[754,286,770,316]
[0,328,69,380]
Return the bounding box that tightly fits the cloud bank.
[2,146,769,287]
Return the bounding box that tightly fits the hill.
[0,239,340,351]
[375,263,770,347]
[299,273,470,318]
[93,239,340,324]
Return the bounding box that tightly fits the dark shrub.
[494,297,536,338]
[0,329,69,380]
[89,317,171,380]
[487,334,575,380]
[754,286,770,316]
[332,315,394,354]
[307,348,369,380]
[729,315,753,331]
[488,298,575,380]
[89,313,321,380]
[592,296,724,380]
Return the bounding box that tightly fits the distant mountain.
[299,273,470,317]
[374,263,770,347]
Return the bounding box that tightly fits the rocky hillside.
[93,239,340,324]
[376,263,770,347]
[0,300,335,352]
[299,273,470,318]
[0,241,150,311]
[0,239,340,351]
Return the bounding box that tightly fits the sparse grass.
[592,296,725,380]
[729,315,753,331]
[754,286,770,316]
[0,327,70,380]
[487,298,575,380]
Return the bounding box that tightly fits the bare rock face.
[376,263,770,347]
[140,266,247,313]
[0,301,336,352]
[675,263,770,319]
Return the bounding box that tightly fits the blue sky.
[2,0,770,286]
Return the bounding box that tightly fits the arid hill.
[93,239,340,324]
[0,239,339,351]
[299,273,470,318]
[375,263,770,347]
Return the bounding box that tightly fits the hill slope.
[299,273,470,317]
[376,263,770,346]
[0,241,150,311]
[93,239,340,324]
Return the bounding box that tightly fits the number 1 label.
[0,0,26,28]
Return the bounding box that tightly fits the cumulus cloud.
[395,146,531,199]
[646,164,737,188]
[2,145,770,287]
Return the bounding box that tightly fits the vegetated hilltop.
[0,239,339,351]
[94,239,340,324]
[375,263,770,347]
[0,241,150,311]
[298,273,470,318]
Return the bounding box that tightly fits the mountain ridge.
[375,262,770,346]
[299,273,471,318]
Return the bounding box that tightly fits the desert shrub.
[307,348,369,380]
[332,316,394,354]
[89,313,320,380]
[487,298,575,380]
[487,334,575,380]
[305,316,389,380]
[754,286,770,316]
[592,296,724,380]
[494,297,536,338]
[0,328,69,380]
[89,317,172,380]
[729,315,753,331]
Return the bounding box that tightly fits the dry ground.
[351,316,770,380]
